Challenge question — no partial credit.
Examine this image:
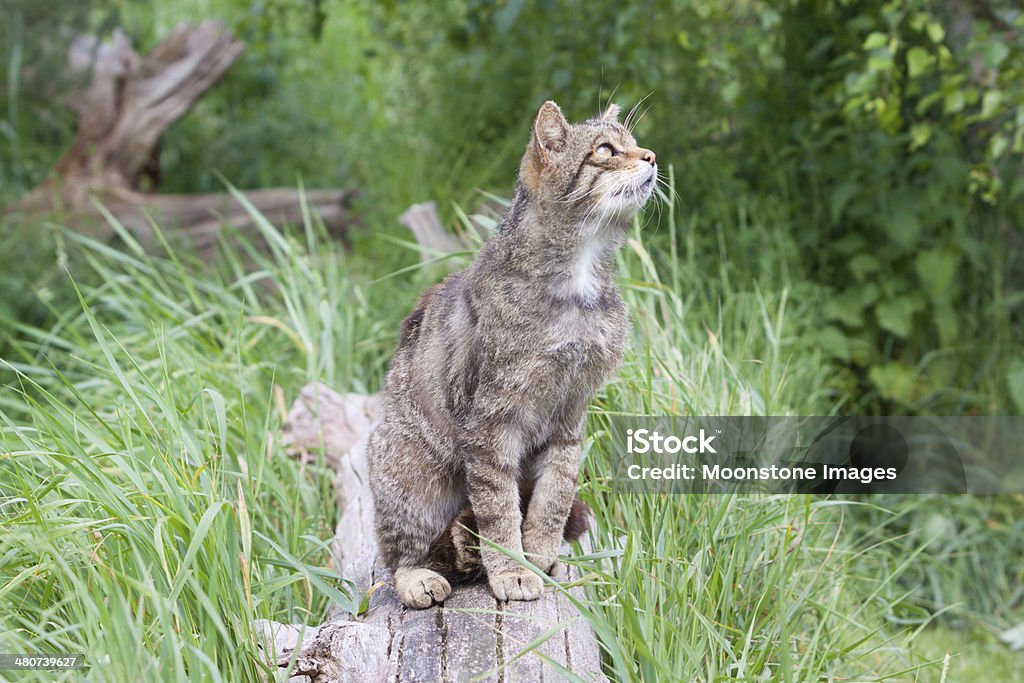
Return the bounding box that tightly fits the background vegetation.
[1,0,1022,681]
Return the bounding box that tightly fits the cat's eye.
[595,143,616,158]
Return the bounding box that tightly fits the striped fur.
[367,100,657,608]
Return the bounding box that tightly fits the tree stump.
[256,383,608,682]
[5,22,356,254]
[398,202,466,263]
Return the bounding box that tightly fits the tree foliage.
[2,0,1022,412]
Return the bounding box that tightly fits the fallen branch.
[5,22,357,254]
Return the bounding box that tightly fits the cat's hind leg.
[374,486,460,607]
[369,429,463,609]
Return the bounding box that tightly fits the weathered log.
[399,201,466,263]
[63,22,243,191]
[397,201,495,273]
[100,188,358,252]
[1000,622,1024,652]
[6,22,357,253]
[256,383,608,682]
[16,21,243,208]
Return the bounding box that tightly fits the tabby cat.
[367,100,657,608]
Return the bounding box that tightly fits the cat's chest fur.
[473,235,629,399]
[509,293,628,423]
[538,299,626,369]
[475,296,624,453]
[565,238,607,303]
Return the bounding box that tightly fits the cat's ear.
[601,103,621,122]
[532,100,569,164]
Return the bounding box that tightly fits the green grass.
[0,215,369,681]
[1,189,1019,681]
[912,625,1023,683]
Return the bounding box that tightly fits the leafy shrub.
[740,0,1023,410]
[356,0,1023,411]
[3,0,1021,412]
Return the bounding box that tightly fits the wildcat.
[367,100,657,608]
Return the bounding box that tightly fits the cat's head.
[519,100,657,223]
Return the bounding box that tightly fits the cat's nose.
[640,149,657,166]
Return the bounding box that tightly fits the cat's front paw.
[395,567,452,609]
[489,569,544,602]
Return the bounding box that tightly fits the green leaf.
[909,122,932,150]
[825,288,867,327]
[925,21,945,44]
[846,331,875,366]
[944,90,965,114]
[849,253,881,281]
[815,326,851,362]
[863,32,887,50]
[831,234,866,256]
[829,181,859,223]
[875,295,924,338]
[867,52,894,74]
[914,249,959,303]
[760,8,781,29]
[860,282,880,307]
[980,90,1003,119]
[906,47,931,78]
[869,362,919,402]
[1008,359,1024,414]
[722,80,741,103]
[984,41,1010,69]
[1011,176,1024,200]
[915,90,944,116]
[888,207,921,249]
[989,134,1009,161]
[933,302,958,346]
[170,501,229,604]
[493,0,525,33]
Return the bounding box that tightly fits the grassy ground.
[1,191,1021,681]
[914,626,1022,682]
[2,1,1022,679]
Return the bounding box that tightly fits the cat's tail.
[423,482,592,587]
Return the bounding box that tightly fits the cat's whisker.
[579,195,606,233]
[560,170,623,203]
[557,178,612,204]
[627,102,654,134]
[638,205,659,237]
[579,175,625,232]
[600,83,622,119]
[627,102,651,133]
[654,174,677,203]
[565,183,610,218]
[624,92,653,131]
